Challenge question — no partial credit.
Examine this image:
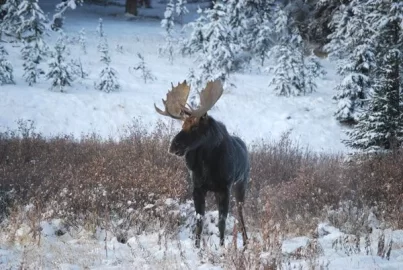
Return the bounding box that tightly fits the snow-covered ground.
[0,0,347,153]
[1,201,403,269]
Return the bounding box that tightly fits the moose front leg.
[193,188,206,248]
[215,191,230,246]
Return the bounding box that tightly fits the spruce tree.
[132,53,156,84]
[17,0,49,86]
[51,0,82,31]
[181,7,207,56]
[269,7,304,96]
[46,33,73,92]
[194,2,236,87]
[175,0,188,26]
[253,10,275,66]
[160,0,176,64]
[96,18,105,52]
[305,55,326,94]
[95,36,120,93]
[327,0,376,123]
[345,0,403,151]
[78,28,87,54]
[0,45,14,85]
[0,0,22,39]
[269,45,297,96]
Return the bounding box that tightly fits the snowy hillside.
[0,0,346,153]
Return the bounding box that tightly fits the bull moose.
[154,80,250,248]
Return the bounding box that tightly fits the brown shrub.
[1,120,403,236]
[0,119,189,231]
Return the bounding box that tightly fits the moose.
[154,80,250,248]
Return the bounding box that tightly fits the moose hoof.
[195,238,201,248]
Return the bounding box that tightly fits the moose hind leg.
[215,191,230,246]
[193,188,206,248]
[234,181,248,247]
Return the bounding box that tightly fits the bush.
[1,120,402,237]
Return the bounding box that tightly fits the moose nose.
[169,143,185,156]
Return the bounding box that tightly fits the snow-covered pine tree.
[345,0,403,151]
[305,55,326,94]
[71,58,88,79]
[181,7,207,56]
[345,53,402,151]
[17,0,49,85]
[0,45,14,85]
[182,0,274,74]
[327,0,376,123]
[0,0,22,39]
[192,2,237,88]
[252,9,275,66]
[46,32,73,92]
[268,7,305,96]
[131,53,156,83]
[78,28,87,54]
[160,0,176,63]
[175,0,188,26]
[52,0,82,31]
[269,45,296,96]
[269,4,325,96]
[186,67,203,94]
[95,36,120,93]
[226,0,276,66]
[97,18,105,52]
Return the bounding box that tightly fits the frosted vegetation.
[0,0,402,269]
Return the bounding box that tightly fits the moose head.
[154,80,224,156]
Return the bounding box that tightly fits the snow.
[2,209,403,269]
[0,0,347,153]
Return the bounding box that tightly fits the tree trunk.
[125,0,137,16]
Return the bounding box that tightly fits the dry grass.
[1,119,403,241]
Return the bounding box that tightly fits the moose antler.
[155,79,223,120]
[184,80,224,117]
[154,81,191,120]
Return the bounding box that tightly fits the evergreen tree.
[193,2,237,88]
[226,0,275,62]
[327,0,376,123]
[175,0,188,26]
[345,0,403,151]
[269,45,297,96]
[308,0,352,46]
[160,0,176,64]
[78,28,87,54]
[17,0,49,85]
[269,7,304,96]
[51,0,82,31]
[132,53,156,83]
[181,7,207,56]
[96,18,105,52]
[95,37,120,93]
[46,32,73,92]
[0,45,14,85]
[0,0,22,39]
[253,10,275,66]
[71,58,88,79]
[345,53,402,151]
[305,55,326,94]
